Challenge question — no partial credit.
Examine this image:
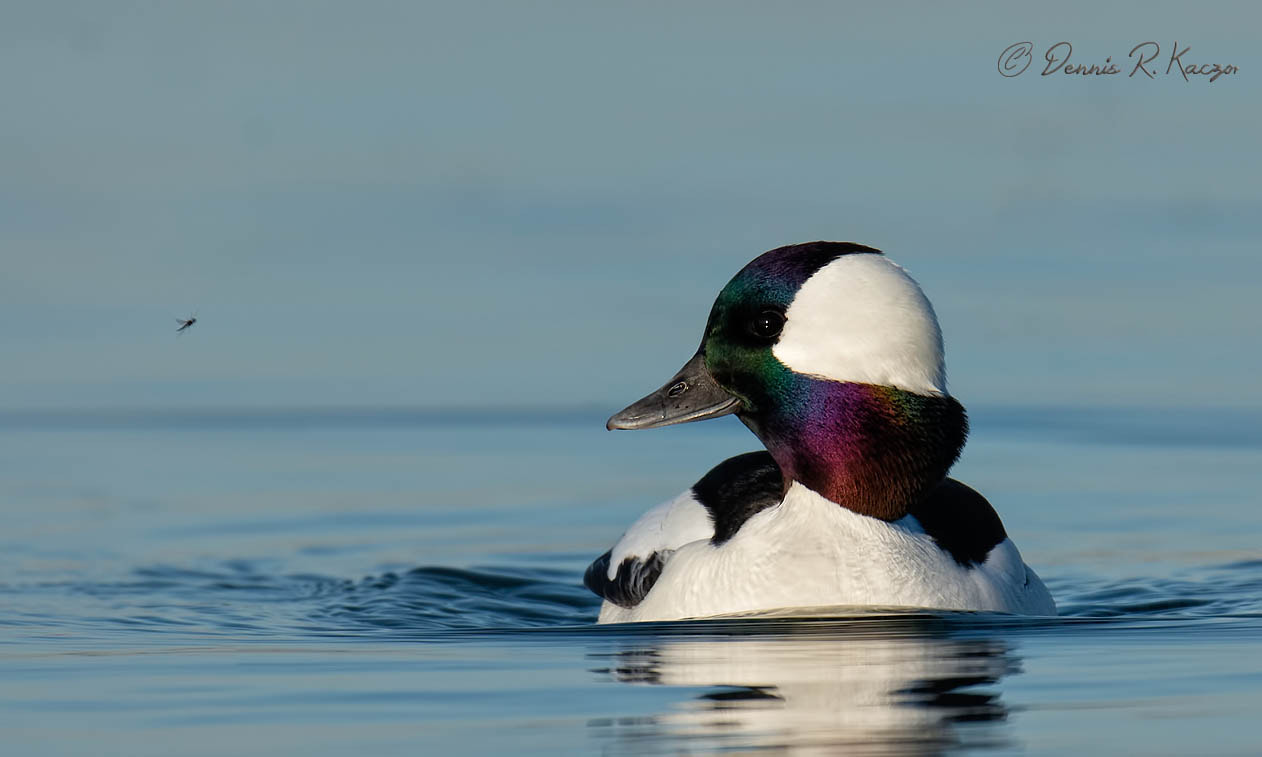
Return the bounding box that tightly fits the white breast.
[597,482,1055,623]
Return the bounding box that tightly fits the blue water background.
[3,407,1261,754]
[3,2,1260,414]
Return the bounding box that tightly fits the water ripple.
[4,558,1262,646]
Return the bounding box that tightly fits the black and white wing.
[584,451,784,609]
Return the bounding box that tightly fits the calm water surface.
[2,407,1261,755]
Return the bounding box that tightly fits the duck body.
[587,452,1055,623]
[587,242,1056,622]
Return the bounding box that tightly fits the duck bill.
[606,352,741,430]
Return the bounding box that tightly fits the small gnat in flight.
[175,315,197,334]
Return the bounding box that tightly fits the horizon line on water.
[0,403,1260,448]
[0,404,614,431]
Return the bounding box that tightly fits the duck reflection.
[590,615,1017,755]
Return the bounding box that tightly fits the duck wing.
[584,451,784,609]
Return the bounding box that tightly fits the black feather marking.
[907,478,1008,567]
[583,549,670,608]
[583,452,783,607]
[691,451,784,545]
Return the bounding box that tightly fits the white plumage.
[597,482,1055,623]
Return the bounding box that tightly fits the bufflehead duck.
[586,242,1055,623]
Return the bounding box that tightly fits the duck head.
[608,241,968,521]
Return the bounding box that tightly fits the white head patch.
[771,254,947,395]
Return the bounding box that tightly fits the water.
[2,408,1261,755]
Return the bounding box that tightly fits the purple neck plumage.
[738,378,968,521]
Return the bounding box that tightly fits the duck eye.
[750,309,785,340]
